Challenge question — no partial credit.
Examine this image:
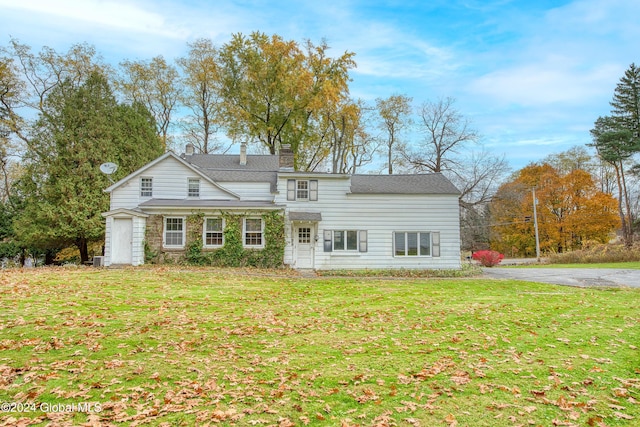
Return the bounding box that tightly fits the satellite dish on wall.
[100,162,118,175]
[100,162,119,183]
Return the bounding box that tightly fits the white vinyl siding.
[110,156,244,210]
[278,175,460,270]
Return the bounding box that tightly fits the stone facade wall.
[146,215,163,253]
[145,214,185,263]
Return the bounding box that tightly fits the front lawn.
[0,267,638,426]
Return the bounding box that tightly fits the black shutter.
[359,230,367,252]
[323,230,332,252]
[432,232,440,257]
[287,179,296,201]
[310,180,318,201]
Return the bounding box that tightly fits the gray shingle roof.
[183,153,459,196]
[289,211,322,221]
[185,154,279,172]
[350,173,460,195]
[184,154,279,191]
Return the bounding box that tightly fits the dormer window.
[140,177,153,197]
[188,178,200,197]
[287,179,318,201]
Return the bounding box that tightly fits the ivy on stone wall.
[174,211,285,268]
[184,213,208,265]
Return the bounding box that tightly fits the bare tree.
[409,97,478,173]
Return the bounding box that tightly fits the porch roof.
[288,211,322,222]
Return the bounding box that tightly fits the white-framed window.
[296,180,309,200]
[334,230,359,251]
[287,179,318,201]
[188,178,200,197]
[323,230,367,253]
[204,217,224,247]
[164,217,185,247]
[394,232,433,257]
[140,177,153,197]
[244,218,263,247]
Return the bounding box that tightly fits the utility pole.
[532,187,541,262]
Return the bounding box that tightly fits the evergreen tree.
[610,63,640,138]
[14,72,163,263]
[590,64,640,246]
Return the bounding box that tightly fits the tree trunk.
[613,162,633,247]
[77,237,89,264]
[620,162,634,246]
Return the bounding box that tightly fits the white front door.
[294,225,314,269]
[112,218,133,264]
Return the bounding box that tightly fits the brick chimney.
[279,144,294,170]
[239,143,247,166]
[185,143,194,156]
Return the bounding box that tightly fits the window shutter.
[287,179,296,201]
[359,230,368,252]
[309,180,318,201]
[432,232,440,257]
[323,230,332,252]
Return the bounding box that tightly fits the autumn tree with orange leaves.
[489,163,619,257]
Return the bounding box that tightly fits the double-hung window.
[204,217,224,247]
[287,179,318,201]
[140,177,153,197]
[164,217,185,247]
[394,232,439,257]
[244,218,263,247]
[296,180,309,200]
[188,178,200,198]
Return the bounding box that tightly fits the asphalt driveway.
[482,267,640,288]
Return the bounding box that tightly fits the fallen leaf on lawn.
[613,412,634,420]
[444,413,457,426]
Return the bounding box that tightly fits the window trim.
[333,230,359,251]
[163,216,186,248]
[393,231,433,257]
[287,179,318,201]
[243,217,264,248]
[187,177,200,198]
[140,177,153,198]
[203,217,224,248]
[296,180,309,201]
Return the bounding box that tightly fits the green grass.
[1,267,639,426]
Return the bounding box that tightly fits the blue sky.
[2,0,639,170]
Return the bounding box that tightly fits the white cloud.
[0,0,189,39]
[468,60,620,107]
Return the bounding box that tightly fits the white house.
[102,145,462,270]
